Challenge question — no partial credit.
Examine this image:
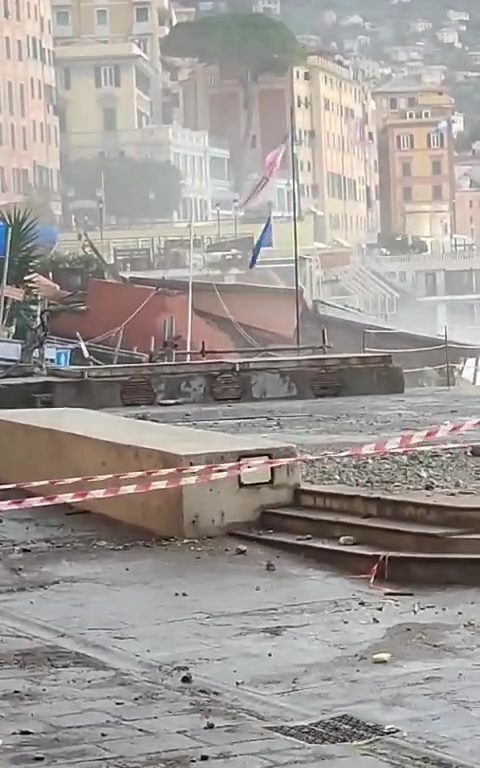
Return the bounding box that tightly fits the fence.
[361,326,453,387]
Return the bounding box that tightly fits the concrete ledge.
[0,409,299,537]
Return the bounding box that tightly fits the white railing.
[371,248,480,269]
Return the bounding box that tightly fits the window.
[26,35,30,56]
[19,83,25,117]
[14,0,19,19]
[10,124,15,149]
[389,97,398,109]
[37,80,41,99]
[396,133,414,151]
[403,186,412,202]
[22,126,27,150]
[63,67,71,90]
[40,121,44,142]
[94,65,121,88]
[433,184,442,200]
[103,107,117,131]
[32,36,38,59]
[27,1,30,16]
[95,8,108,26]
[5,36,11,59]
[3,0,9,18]
[134,5,149,22]
[7,81,13,115]
[32,120,36,141]
[0,125,2,145]
[30,77,35,98]
[432,160,442,175]
[407,96,416,108]
[55,9,70,25]
[17,39,22,60]
[428,131,445,149]
[402,161,411,177]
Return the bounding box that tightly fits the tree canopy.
[163,12,302,80]
[64,155,182,223]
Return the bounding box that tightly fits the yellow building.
[56,42,155,162]
[307,53,379,246]
[374,76,455,239]
[52,0,170,68]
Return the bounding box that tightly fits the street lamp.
[215,203,221,239]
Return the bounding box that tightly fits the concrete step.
[295,484,480,529]
[231,529,480,585]
[260,506,480,554]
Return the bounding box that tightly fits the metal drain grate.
[269,713,395,745]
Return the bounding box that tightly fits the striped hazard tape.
[0,417,478,513]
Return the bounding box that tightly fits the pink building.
[0,0,60,210]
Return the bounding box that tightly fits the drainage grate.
[311,370,341,398]
[269,713,396,745]
[211,372,243,402]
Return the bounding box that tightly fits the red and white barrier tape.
[0,417,478,513]
[0,463,279,513]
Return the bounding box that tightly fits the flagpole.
[289,80,301,348]
[0,225,12,332]
[186,212,194,361]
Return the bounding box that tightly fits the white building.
[409,19,432,34]
[447,9,470,24]
[436,27,461,46]
[147,124,231,221]
[252,0,281,15]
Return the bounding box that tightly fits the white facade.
[252,0,281,15]
[436,27,461,46]
[158,124,231,221]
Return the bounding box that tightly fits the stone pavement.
[0,503,479,767]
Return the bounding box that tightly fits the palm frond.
[0,206,41,285]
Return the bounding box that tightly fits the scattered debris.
[204,720,215,730]
[302,448,478,493]
[338,535,356,546]
[235,545,248,555]
[383,589,414,597]
[180,671,193,684]
[371,652,392,664]
[295,534,312,541]
[265,560,276,571]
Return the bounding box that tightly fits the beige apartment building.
[0,0,60,210]
[307,53,379,245]
[374,76,455,239]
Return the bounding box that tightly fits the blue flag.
[0,222,10,260]
[249,215,273,269]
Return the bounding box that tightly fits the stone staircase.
[231,485,480,585]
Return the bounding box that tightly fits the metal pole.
[0,225,12,331]
[444,324,451,388]
[216,204,221,239]
[290,89,301,348]
[186,215,194,362]
[233,198,238,238]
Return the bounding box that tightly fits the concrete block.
[0,409,299,538]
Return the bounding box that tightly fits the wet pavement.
[112,388,480,451]
[1,501,480,767]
